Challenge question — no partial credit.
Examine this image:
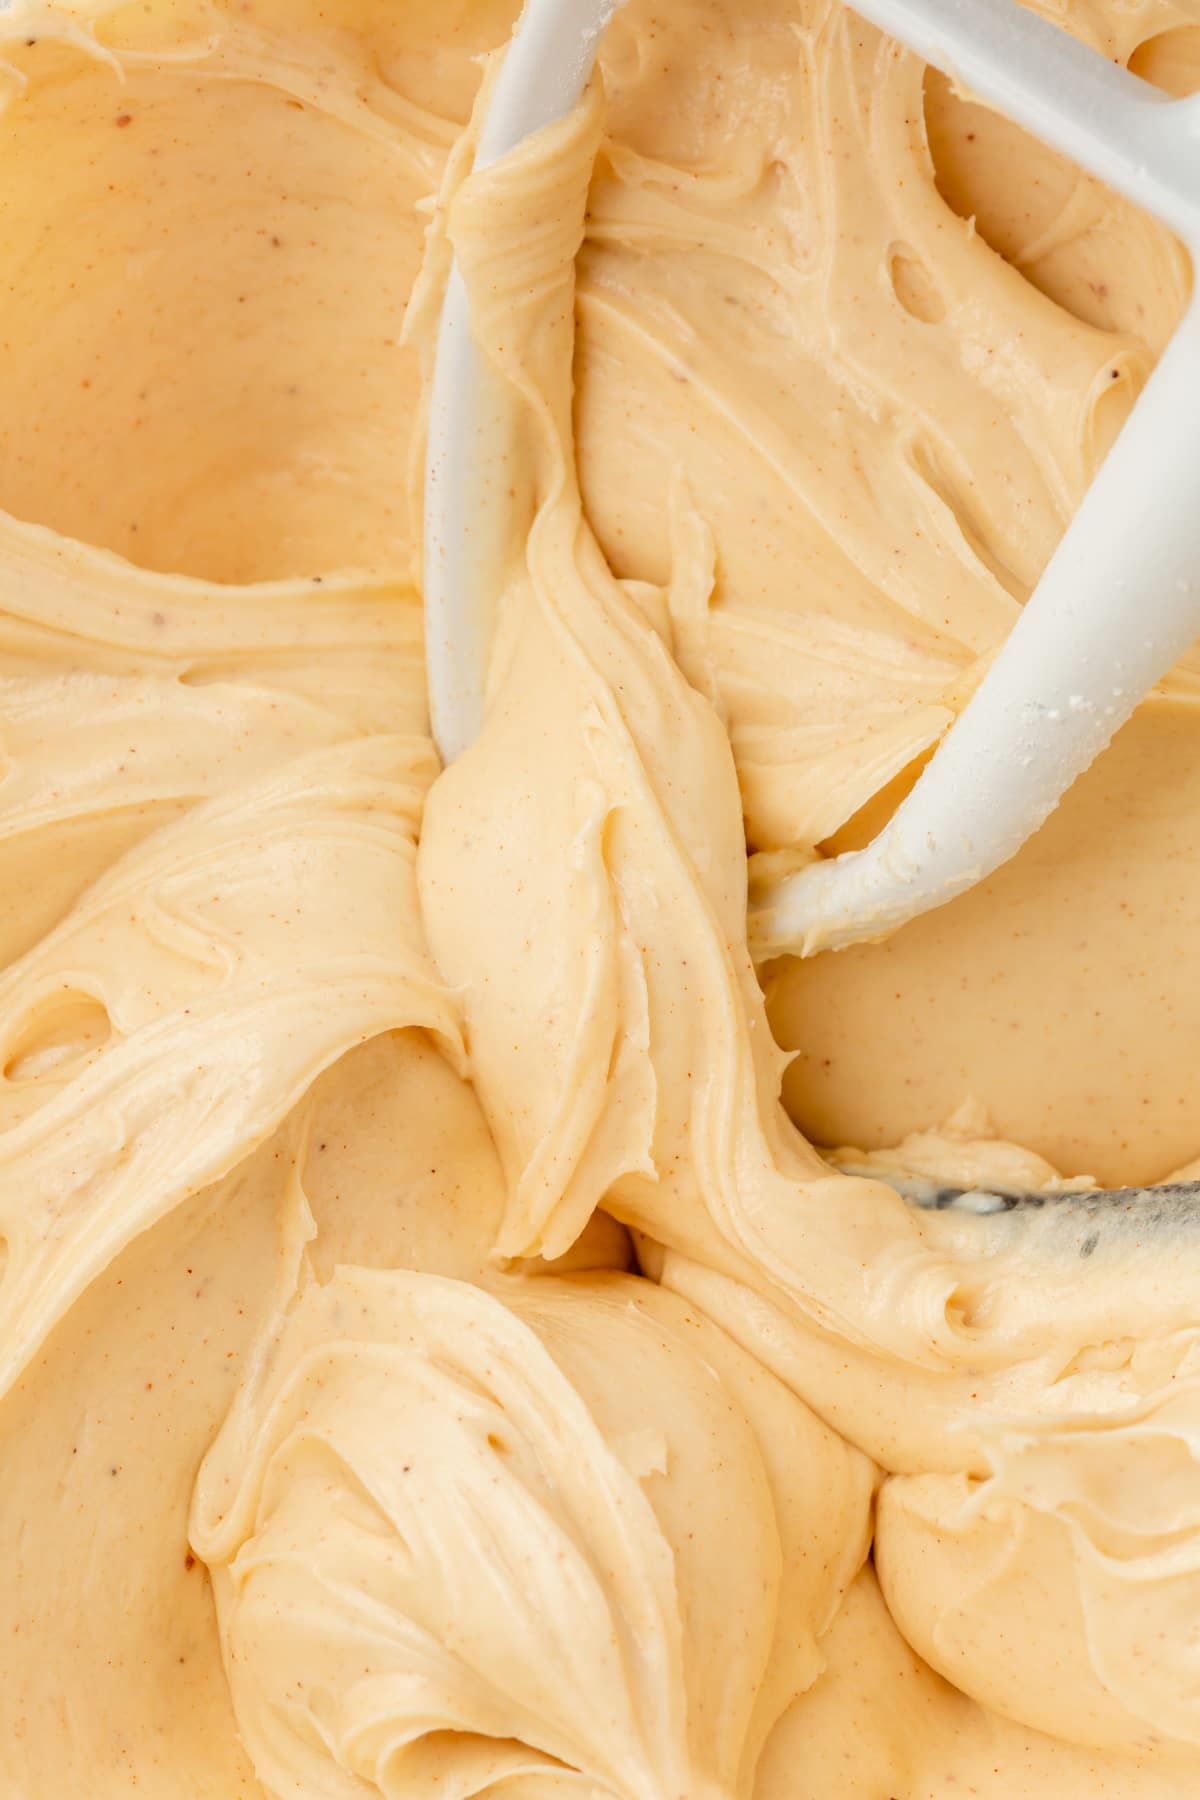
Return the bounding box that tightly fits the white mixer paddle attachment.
[752,0,1200,956]
[425,0,1200,962]
[424,0,624,765]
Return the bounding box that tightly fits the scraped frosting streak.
[2,2,1200,1797]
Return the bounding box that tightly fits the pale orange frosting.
[1,2,1200,1796]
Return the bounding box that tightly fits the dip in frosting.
[2,1,1200,1796]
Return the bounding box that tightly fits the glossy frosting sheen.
[2,1,1200,1795]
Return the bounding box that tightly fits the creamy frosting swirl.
[192,1265,871,1798]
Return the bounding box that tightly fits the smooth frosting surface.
[2,1,1200,1796]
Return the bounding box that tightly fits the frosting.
[2,0,1200,1795]
[193,1263,870,1797]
